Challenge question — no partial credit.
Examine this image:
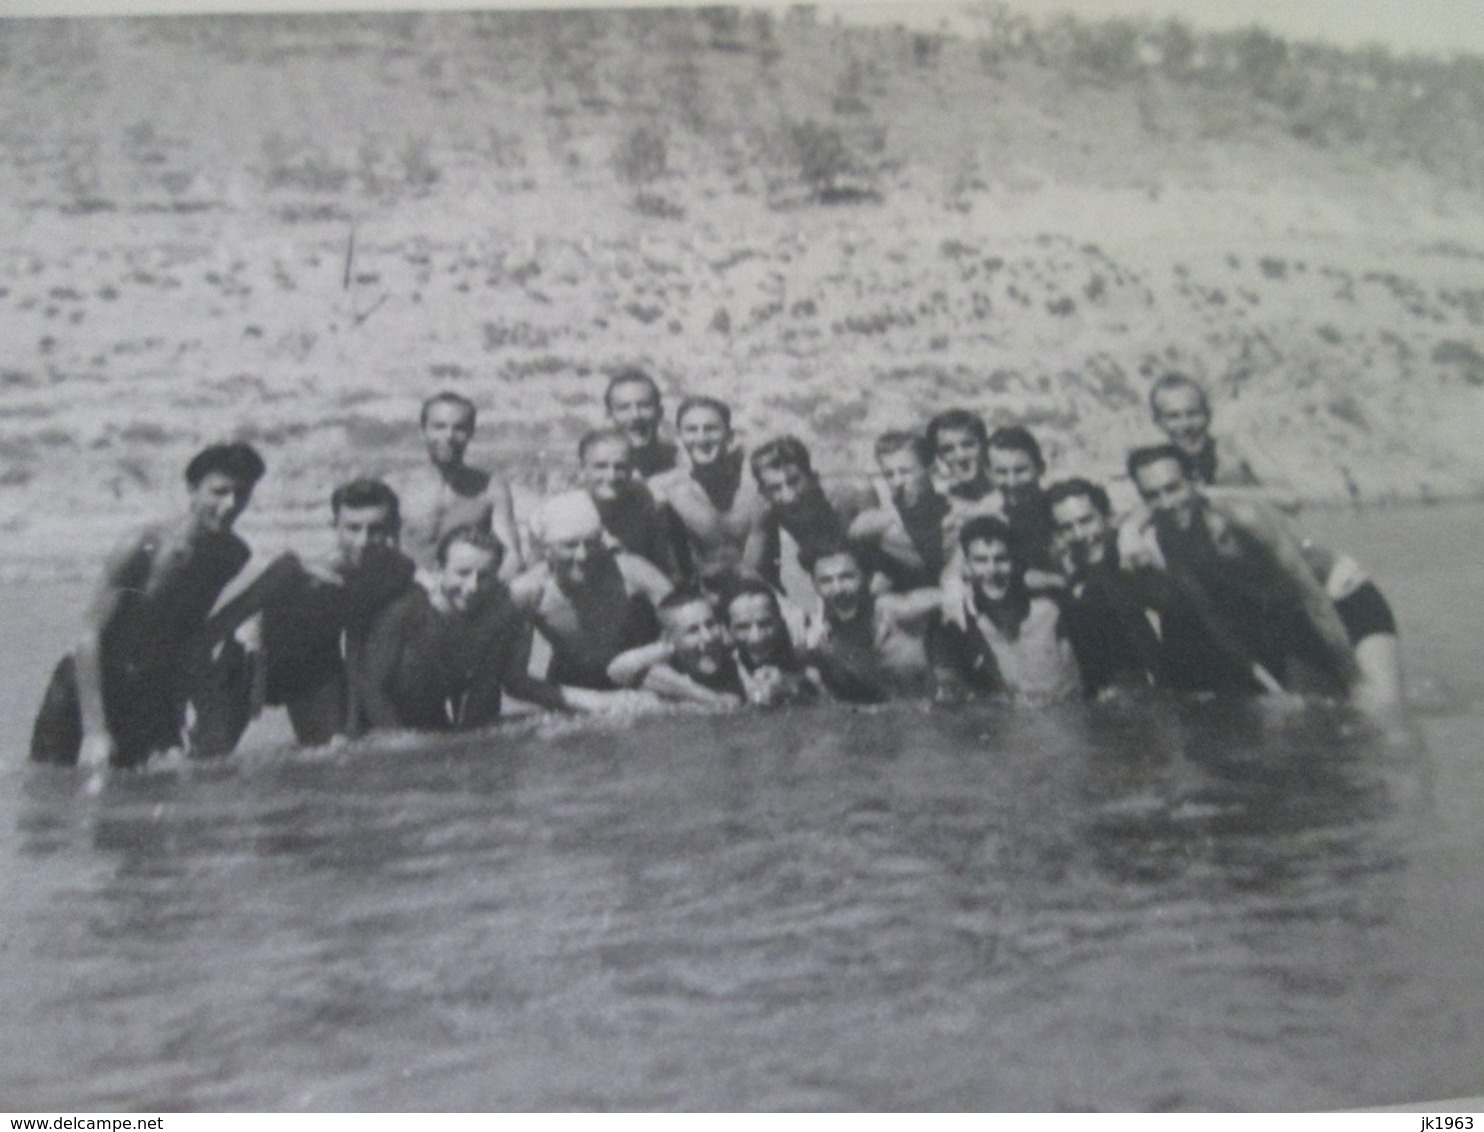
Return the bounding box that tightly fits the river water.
[1,503,1481,1111]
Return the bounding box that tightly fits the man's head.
[184,442,266,534]
[959,515,1019,602]
[925,409,989,493]
[804,543,868,626]
[658,588,733,681]
[1149,373,1212,456]
[750,435,817,513]
[1045,477,1114,573]
[874,431,934,510]
[435,524,504,614]
[675,395,733,469]
[604,369,664,451]
[986,426,1046,508]
[530,490,610,590]
[1127,444,1201,531]
[420,391,478,468]
[578,429,636,504]
[330,478,401,570]
[723,579,790,670]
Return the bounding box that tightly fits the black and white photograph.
[2,0,1482,1111]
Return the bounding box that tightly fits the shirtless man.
[649,395,769,586]
[1148,373,1268,494]
[986,426,1058,578]
[748,435,867,596]
[1045,477,1259,697]
[358,526,583,732]
[1126,445,1357,697]
[925,408,997,513]
[31,442,266,768]
[578,428,678,579]
[723,578,818,707]
[608,588,747,710]
[510,491,673,689]
[803,543,942,703]
[933,516,1080,701]
[397,391,523,581]
[849,431,954,592]
[604,368,678,480]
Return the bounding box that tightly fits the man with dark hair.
[650,395,770,585]
[986,425,1058,577]
[604,368,678,480]
[932,515,1079,701]
[925,408,995,506]
[1125,445,1357,695]
[802,542,942,703]
[31,442,266,768]
[1046,477,1257,696]
[578,427,678,578]
[849,431,954,591]
[511,491,673,689]
[398,390,523,581]
[722,578,818,706]
[748,435,865,596]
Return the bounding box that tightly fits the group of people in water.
[29,367,1405,769]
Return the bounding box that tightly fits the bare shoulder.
[615,551,673,600]
[99,522,167,586]
[646,467,687,504]
[849,505,893,540]
[507,565,550,611]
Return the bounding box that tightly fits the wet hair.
[721,576,784,622]
[1044,477,1112,519]
[330,478,401,528]
[1148,372,1211,418]
[750,435,814,482]
[1126,443,1193,484]
[420,390,477,428]
[986,425,1046,474]
[185,442,265,489]
[603,368,662,414]
[657,584,715,624]
[799,538,861,576]
[435,523,505,569]
[578,427,632,464]
[958,514,1017,560]
[873,430,931,467]
[675,394,732,431]
[925,408,989,454]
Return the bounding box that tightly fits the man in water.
[722,578,818,706]
[358,526,599,732]
[31,442,266,768]
[604,368,678,480]
[1045,477,1259,697]
[933,516,1080,701]
[649,395,770,586]
[925,408,996,512]
[1125,445,1357,696]
[1148,372,1266,493]
[397,391,524,581]
[510,491,673,689]
[848,431,953,592]
[803,543,942,703]
[986,425,1059,579]
[748,435,869,597]
[608,588,747,710]
[578,427,678,579]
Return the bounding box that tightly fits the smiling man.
[649,395,770,586]
[849,430,954,593]
[577,427,678,579]
[603,368,678,480]
[31,442,266,768]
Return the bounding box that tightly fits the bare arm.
[607,640,675,688]
[489,477,525,581]
[883,586,946,630]
[73,532,155,763]
[639,663,742,710]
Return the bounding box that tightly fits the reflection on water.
[2,693,1469,1111]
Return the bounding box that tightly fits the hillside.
[1,8,1483,576]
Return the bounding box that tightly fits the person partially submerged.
[31,442,266,768]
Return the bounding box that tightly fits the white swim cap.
[530,490,603,546]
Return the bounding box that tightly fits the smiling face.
[333,502,399,572]
[988,446,1041,508]
[811,551,867,625]
[1050,493,1111,572]
[1152,384,1212,457]
[607,379,662,450]
[188,471,252,535]
[677,404,731,469]
[963,535,1016,602]
[1133,456,1201,531]
[663,599,733,679]
[878,446,932,510]
[438,540,497,614]
[580,436,635,504]
[422,400,476,469]
[934,426,987,493]
[726,591,788,669]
